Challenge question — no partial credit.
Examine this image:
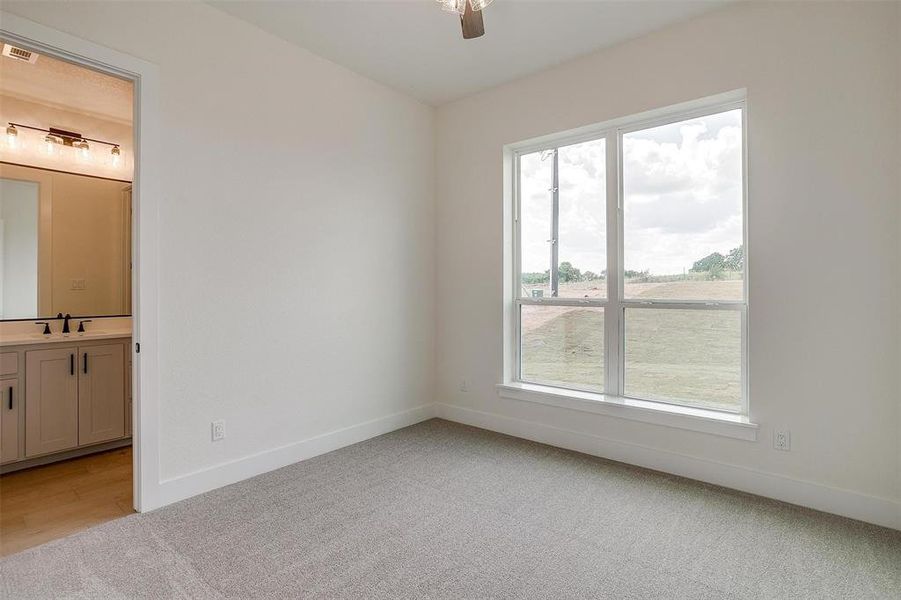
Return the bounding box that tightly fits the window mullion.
[604,134,622,397]
[550,149,560,297]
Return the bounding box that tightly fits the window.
[512,97,747,414]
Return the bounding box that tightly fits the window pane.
[519,151,553,299]
[623,109,743,301]
[557,139,606,299]
[520,305,604,392]
[624,308,741,411]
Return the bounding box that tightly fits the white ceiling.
[0,43,133,123]
[209,0,729,106]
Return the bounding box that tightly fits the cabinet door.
[78,344,125,445]
[1,380,19,464]
[25,348,79,457]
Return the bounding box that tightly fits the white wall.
[0,178,38,318]
[435,2,900,525]
[3,1,436,483]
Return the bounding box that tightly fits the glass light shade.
[436,0,494,13]
[5,125,18,149]
[437,0,466,14]
[75,140,91,162]
[109,146,121,167]
[43,134,60,156]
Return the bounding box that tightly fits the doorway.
[0,21,152,555]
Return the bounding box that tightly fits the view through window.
[515,102,746,412]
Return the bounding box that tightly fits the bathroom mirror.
[0,163,131,321]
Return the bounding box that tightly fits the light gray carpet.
[1,419,899,599]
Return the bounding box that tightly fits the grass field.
[521,279,742,411]
[523,275,743,301]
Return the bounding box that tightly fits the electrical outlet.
[459,379,469,393]
[211,420,226,442]
[71,279,86,290]
[773,429,791,451]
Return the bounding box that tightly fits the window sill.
[496,383,758,441]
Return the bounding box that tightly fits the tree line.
[522,245,743,284]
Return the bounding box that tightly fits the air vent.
[2,44,38,64]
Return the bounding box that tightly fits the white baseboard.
[436,402,901,531]
[150,403,437,510]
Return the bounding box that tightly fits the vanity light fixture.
[5,122,122,166]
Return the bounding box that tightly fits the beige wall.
[435,1,900,507]
[50,171,129,317]
[0,95,133,181]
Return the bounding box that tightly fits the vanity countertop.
[0,330,132,348]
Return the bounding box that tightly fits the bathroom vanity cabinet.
[0,336,131,471]
[0,360,19,464]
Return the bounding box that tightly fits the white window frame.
[507,91,750,419]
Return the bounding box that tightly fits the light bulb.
[5,124,18,149]
[110,145,121,167]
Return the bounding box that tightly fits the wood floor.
[0,447,134,557]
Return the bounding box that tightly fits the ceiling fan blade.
[460,3,485,39]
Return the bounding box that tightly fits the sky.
[520,109,743,276]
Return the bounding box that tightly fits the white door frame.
[0,12,163,511]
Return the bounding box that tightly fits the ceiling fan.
[438,0,493,39]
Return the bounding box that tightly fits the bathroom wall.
[0,95,133,181]
[1,1,436,494]
[49,170,130,317]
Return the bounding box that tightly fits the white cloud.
[623,110,742,274]
[519,109,744,276]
